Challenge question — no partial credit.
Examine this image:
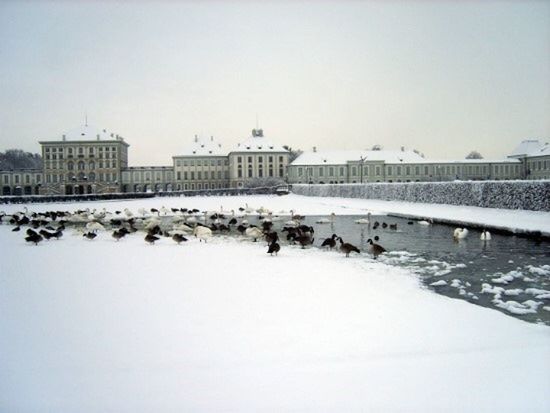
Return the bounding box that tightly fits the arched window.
[67,161,74,170]
[78,161,85,170]
[89,161,95,170]
[88,172,96,181]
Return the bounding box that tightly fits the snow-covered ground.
[1,195,549,412]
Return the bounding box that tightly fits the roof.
[508,140,546,157]
[176,135,228,157]
[525,142,550,158]
[291,150,425,166]
[54,124,124,142]
[230,129,288,153]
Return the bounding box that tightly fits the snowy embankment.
[1,195,549,412]
[292,181,550,211]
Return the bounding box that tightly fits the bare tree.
[0,149,43,170]
[283,145,303,163]
[465,150,483,159]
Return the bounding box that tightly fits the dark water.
[242,214,550,325]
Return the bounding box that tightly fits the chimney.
[211,136,213,141]
[313,146,317,153]
[401,146,405,152]
[62,134,66,141]
[194,134,198,143]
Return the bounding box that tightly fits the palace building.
[0,123,548,196]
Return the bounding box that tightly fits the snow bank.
[0,221,549,412]
[292,181,550,211]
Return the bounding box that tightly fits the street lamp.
[359,156,367,183]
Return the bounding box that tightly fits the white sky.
[0,0,548,165]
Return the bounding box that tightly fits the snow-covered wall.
[291,181,550,211]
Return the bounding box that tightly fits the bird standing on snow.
[338,237,360,257]
[321,233,338,249]
[145,234,160,244]
[267,240,280,256]
[367,238,386,259]
[193,225,212,243]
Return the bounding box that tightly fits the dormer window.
[269,146,274,149]
[246,146,250,150]
[192,150,196,154]
[201,144,204,148]
[208,150,212,154]
[258,146,262,149]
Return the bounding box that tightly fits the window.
[198,171,202,180]
[351,167,357,176]
[78,161,85,170]
[184,172,188,180]
[329,167,334,176]
[397,166,401,175]
[237,156,242,163]
[248,156,253,163]
[339,167,345,176]
[191,172,195,180]
[298,168,303,176]
[406,166,410,175]
[319,168,324,177]
[68,161,74,170]
[177,172,181,180]
[248,168,253,178]
[387,166,392,175]
[424,166,429,175]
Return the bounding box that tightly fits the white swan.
[480,229,492,241]
[453,228,469,240]
[418,220,431,226]
[245,226,263,242]
[354,218,369,224]
[193,226,212,243]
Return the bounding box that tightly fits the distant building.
[287,140,549,184]
[0,125,548,196]
[228,128,289,188]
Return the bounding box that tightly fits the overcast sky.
[0,0,548,165]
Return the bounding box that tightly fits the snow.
[292,149,425,165]
[176,135,228,156]
[1,195,549,412]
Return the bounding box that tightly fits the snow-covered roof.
[291,150,425,166]
[176,135,228,157]
[56,124,123,142]
[508,140,546,158]
[230,129,288,153]
[415,158,520,164]
[524,142,550,158]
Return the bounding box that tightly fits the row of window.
[237,167,284,178]
[296,164,522,178]
[45,161,118,170]
[45,146,118,153]
[176,171,230,180]
[236,156,285,164]
[45,172,118,183]
[2,174,41,184]
[175,158,229,167]
[528,160,548,172]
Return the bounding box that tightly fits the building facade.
[1,125,548,196]
[287,141,547,185]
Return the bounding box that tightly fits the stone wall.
[291,181,550,211]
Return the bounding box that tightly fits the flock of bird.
[1,204,490,259]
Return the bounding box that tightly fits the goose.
[295,233,314,249]
[453,228,469,240]
[25,232,43,245]
[480,229,492,241]
[83,232,97,240]
[172,233,188,244]
[12,226,21,232]
[389,223,397,230]
[245,226,263,242]
[267,240,280,256]
[112,229,127,241]
[366,238,386,259]
[372,221,380,230]
[144,233,160,244]
[265,231,279,245]
[39,229,54,240]
[338,237,360,257]
[382,222,388,229]
[321,233,338,249]
[193,225,212,243]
